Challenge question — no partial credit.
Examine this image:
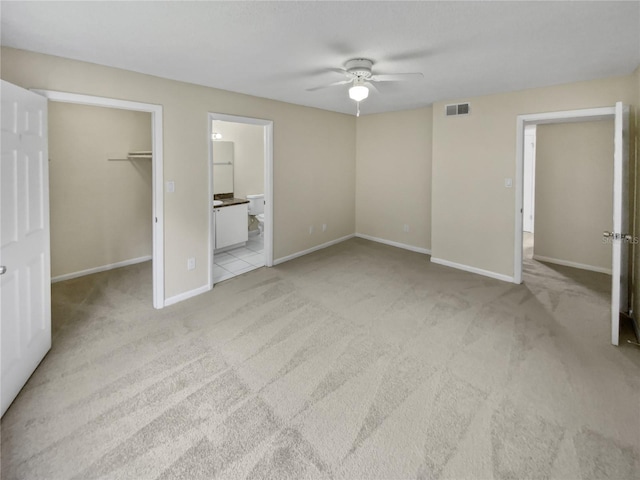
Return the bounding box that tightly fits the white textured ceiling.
[2,1,639,116]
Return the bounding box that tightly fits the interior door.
[1,80,51,416]
[610,101,630,346]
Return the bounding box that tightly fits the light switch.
[504,178,513,188]
[166,181,175,193]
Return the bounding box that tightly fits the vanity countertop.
[213,197,249,208]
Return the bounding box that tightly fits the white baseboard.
[430,257,515,283]
[273,234,355,266]
[532,255,612,275]
[164,284,211,307]
[355,233,431,255]
[51,255,152,283]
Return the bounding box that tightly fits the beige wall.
[48,103,152,278]
[431,74,637,278]
[0,47,356,300]
[212,121,264,200]
[4,46,638,304]
[355,107,432,250]
[534,120,613,272]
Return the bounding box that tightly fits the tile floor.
[213,234,264,284]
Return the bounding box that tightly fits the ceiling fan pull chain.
[356,101,360,117]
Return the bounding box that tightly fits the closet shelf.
[127,151,153,159]
[108,151,153,161]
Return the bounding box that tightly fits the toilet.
[247,194,265,236]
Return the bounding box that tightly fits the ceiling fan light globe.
[349,85,369,102]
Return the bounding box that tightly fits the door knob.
[603,231,613,238]
[0,266,6,275]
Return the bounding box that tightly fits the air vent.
[445,102,471,116]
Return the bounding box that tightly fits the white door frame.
[207,112,274,286]
[514,106,615,285]
[32,90,165,309]
[522,125,537,233]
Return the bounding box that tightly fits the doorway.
[522,121,615,273]
[48,103,153,284]
[514,103,630,345]
[35,90,165,308]
[207,113,273,287]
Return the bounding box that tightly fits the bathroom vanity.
[214,200,248,250]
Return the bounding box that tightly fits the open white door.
[609,101,630,346]
[1,81,51,416]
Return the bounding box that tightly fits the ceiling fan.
[307,58,424,116]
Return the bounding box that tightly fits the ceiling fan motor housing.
[345,58,373,79]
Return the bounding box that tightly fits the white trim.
[532,255,612,275]
[273,234,355,265]
[208,113,274,289]
[610,102,630,346]
[51,256,152,283]
[355,233,431,255]
[430,257,515,283]
[515,115,526,284]
[514,105,616,284]
[208,116,214,289]
[516,107,615,125]
[264,122,274,267]
[164,284,211,307]
[32,89,165,309]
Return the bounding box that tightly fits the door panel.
[1,80,51,416]
[1,151,19,247]
[26,152,45,234]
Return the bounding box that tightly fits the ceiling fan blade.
[365,81,380,94]
[306,79,352,91]
[370,72,424,82]
[328,67,350,76]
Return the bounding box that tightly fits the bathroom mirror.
[213,141,234,194]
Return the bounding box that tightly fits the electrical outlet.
[309,226,314,235]
[403,224,410,233]
[322,223,327,232]
[187,257,196,271]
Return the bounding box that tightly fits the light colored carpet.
[523,231,534,260]
[1,238,639,479]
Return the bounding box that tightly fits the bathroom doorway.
[208,113,273,286]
